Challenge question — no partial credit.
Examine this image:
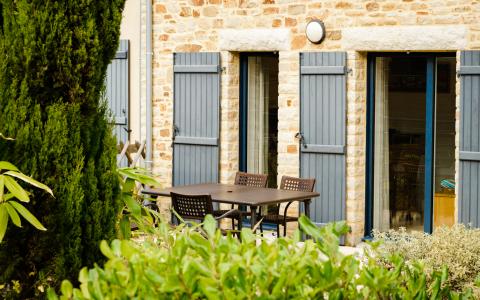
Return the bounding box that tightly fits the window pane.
[433,57,456,229]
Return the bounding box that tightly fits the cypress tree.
[0,0,126,297]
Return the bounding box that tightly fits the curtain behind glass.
[373,58,390,231]
[247,57,269,175]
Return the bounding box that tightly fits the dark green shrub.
[50,216,473,299]
[0,0,125,297]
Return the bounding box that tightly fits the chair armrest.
[214,209,240,220]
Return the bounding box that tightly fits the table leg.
[304,200,311,219]
[250,205,257,231]
[304,200,312,240]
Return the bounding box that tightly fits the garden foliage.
[0,160,53,242]
[50,215,473,299]
[374,225,480,297]
[0,0,125,297]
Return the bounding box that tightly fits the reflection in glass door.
[433,57,456,229]
[373,57,427,231]
[367,53,456,234]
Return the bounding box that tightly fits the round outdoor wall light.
[305,20,326,44]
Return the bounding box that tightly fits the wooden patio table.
[142,183,320,231]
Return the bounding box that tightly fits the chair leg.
[276,224,280,237]
[231,218,235,230]
[283,222,287,237]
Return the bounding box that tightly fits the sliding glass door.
[366,53,456,235]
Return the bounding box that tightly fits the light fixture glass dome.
[305,20,325,44]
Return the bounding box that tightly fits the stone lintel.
[219,29,291,51]
[342,25,468,51]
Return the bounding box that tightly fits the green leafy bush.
[373,225,480,296]
[0,160,53,242]
[50,216,472,299]
[0,0,125,297]
[116,167,161,239]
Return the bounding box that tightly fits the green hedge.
[50,216,474,299]
[0,0,125,297]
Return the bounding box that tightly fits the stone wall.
[150,0,480,244]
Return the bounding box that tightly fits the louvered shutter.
[459,51,480,227]
[173,53,220,186]
[299,52,347,226]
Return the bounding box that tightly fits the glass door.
[239,53,279,188]
[372,56,427,232]
[366,53,456,235]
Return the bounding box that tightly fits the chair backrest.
[280,176,316,192]
[234,171,268,188]
[170,192,214,221]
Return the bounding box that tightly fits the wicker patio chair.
[213,171,268,230]
[170,192,241,235]
[260,176,316,237]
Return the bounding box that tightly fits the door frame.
[364,52,456,238]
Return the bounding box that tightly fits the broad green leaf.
[332,221,350,236]
[240,228,256,244]
[145,270,163,284]
[78,267,89,283]
[475,274,480,287]
[111,240,122,256]
[3,193,14,201]
[203,214,216,237]
[100,240,115,259]
[298,215,322,240]
[441,266,448,283]
[118,167,160,186]
[0,175,4,201]
[122,178,136,194]
[60,280,73,297]
[9,201,46,230]
[119,215,131,240]
[4,176,29,202]
[4,171,54,197]
[430,277,441,300]
[123,194,141,216]
[120,240,136,259]
[0,161,18,171]
[46,287,59,300]
[5,202,21,227]
[0,205,8,242]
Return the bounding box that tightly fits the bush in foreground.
[0,0,125,297]
[373,225,480,297]
[50,216,473,299]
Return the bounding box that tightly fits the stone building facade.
[119,0,480,245]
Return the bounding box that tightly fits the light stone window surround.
[342,25,468,51]
[219,29,291,52]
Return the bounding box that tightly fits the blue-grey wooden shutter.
[173,53,220,186]
[459,51,480,227]
[299,52,346,227]
[106,40,129,146]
